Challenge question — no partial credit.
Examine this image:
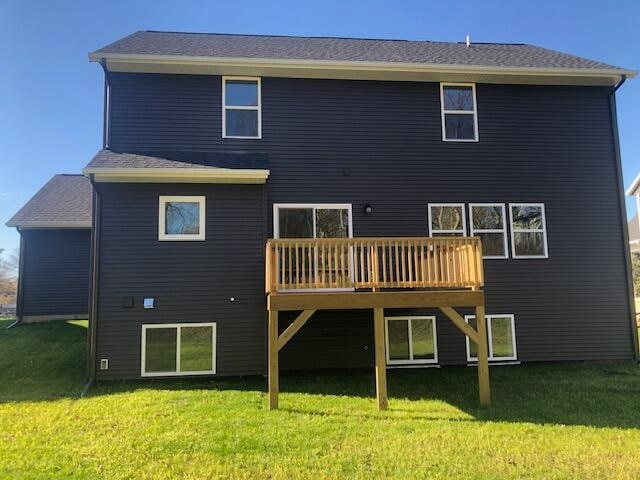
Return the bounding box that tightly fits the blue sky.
[1,0,639,258]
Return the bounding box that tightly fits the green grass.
[1,319,639,479]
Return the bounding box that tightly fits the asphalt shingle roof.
[92,31,630,73]
[6,175,92,228]
[85,149,268,170]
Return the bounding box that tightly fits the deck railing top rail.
[266,236,483,293]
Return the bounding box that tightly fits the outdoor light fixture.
[364,204,373,215]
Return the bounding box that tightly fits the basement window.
[141,323,216,376]
[509,203,548,258]
[440,83,478,141]
[159,196,205,241]
[465,314,517,362]
[223,77,261,138]
[469,204,508,258]
[428,203,466,236]
[385,316,438,365]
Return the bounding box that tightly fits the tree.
[0,248,18,306]
[632,252,640,298]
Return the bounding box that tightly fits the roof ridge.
[142,30,529,46]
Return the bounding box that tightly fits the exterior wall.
[19,229,91,320]
[98,72,635,378]
[94,183,266,380]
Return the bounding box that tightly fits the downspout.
[609,75,639,360]
[84,175,101,395]
[99,59,111,149]
[7,228,27,328]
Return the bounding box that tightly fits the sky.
[1,0,639,258]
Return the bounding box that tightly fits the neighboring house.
[629,214,640,253]
[7,31,640,408]
[6,175,92,322]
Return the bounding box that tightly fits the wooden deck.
[265,237,490,411]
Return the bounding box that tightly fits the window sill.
[387,363,440,369]
[466,360,520,366]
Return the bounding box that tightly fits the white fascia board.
[626,172,640,196]
[83,167,270,184]
[88,52,637,82]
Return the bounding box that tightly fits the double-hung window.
[159,196,206,241]
[469,204,508,259]
[428,203,466,236]
[223,77,261,139]
[440,83,478,141]
[386,316,438,365]
[465,314,517,362]
[509,203,548,258]
[141,323,216,376]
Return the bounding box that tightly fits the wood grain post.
[373,307,389,410]
[475,305,491,406]
[268,310,279,410]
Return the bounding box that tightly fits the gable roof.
[93,31,628,72]
[6,175,92,228]
[90,31,635,85]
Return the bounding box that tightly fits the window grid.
[508,203,549,259]
[222,76,262,139]
[469,203,508,259]
[440,83,479,142]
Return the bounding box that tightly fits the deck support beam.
[268,310,279,410]
[475,305,491,406]
[373,307,389,411]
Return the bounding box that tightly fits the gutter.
[86,175,101,385]
[88,52,638,80]
[13,228,26,326]
[608,75,639,360]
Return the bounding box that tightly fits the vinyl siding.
[98,73,634,377]
[20,229,90,317]
[95,183,265,379]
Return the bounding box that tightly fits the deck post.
[268,310,279,410]
[475,305,491,406]
[373,307,389,410]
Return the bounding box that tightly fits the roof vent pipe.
[466,35,471,47]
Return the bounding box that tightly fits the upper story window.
[222,77,261,139]
[509,203,548,258]
[159,196,206,241]
[428,203,466,236]
[440,83,478,142]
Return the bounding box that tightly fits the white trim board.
[89,52,635,86]
[83,167,270,184]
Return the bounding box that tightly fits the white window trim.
[273,203,354,292]
[464,314,518,362]
[508,203,549,259]
[440,82,479,142]
[158,196,206,241]
[428,203,467,236]
[141,322,217,377]
[385,315,438,365]
[222,76,262,139]
[469,203,508,259]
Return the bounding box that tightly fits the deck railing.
[265,237,484,293]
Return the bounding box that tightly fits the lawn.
[0,319,639,479]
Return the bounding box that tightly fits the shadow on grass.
[2,318,639,430]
